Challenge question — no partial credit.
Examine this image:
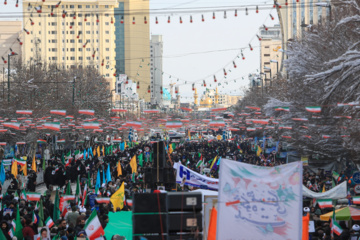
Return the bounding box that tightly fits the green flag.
[138,153,143,167]
[52,234,60,240]
[66,181,72,195]
[53,188,60,221]
[61,152,65,165]
[75,176,80,198]
[0,226,6,240]
[15,205,23,240]
[42,156,46,170]
[38,198,44,227]
[172,143,176,151]
[110,145,113,155]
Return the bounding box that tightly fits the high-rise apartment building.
[0,21,22,81]
[277,0,331,45]
[22,0,150,101]
[259,24,282,85]
[150,35,163,106]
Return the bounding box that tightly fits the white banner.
[175,163,219,190]
[302,181,347,199]
[217,160,303,240]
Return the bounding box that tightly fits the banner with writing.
[217,160,302,240]
[175,163,219,190]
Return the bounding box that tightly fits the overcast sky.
[0,0,279,102]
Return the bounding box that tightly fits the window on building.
[70,56,75,60]
[70,31,75,34]
[105,31,109,34]
[106,57,109,60]
[106,39,109,43]
[78,39,83,43]
[105,22,109,25]
[86,57,91,60]
[31,48,33,52]
[39,22,41,26]
[70,39,75,43]
[265,46,269,48]
[105,5,109,8]
[106,74,110,77]
[105,14,109,17]
[78,5,82,8]
[86,22,90,25]
[264,54,270,57]
[70,5,74,8]
[86,48,91,51]
[78,48,82,51]
[78,22,82,26]
[52,57,57,60]
[86,5,90,8]
[106,48,109,51]
[106,65,109,68]
[70,48,75,52]
[264,62,270,65]
[52,22,57,26]
[52,48,57,52]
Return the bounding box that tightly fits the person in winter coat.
[1,220,12,240]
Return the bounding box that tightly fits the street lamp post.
[264,66,272,87]
[270,59,279,74]
[8,52,18,103]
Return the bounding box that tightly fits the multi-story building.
[0,21,22,81]
[22,0,150,102]
[150,35,163,106]
[277,0,331,47]
[115,0,150,102]
[205,88,242,107]
[259,24,282,85]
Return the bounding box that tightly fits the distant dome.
[200,97,212,107]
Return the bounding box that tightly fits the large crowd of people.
[0,136,357,239]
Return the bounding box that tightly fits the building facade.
[0,21,22,81]
[259,24,282,86]
[150,35,163,106]
[22,0,150,102]
[115,0,150,102]
[277,0,331,46]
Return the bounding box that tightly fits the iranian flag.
[353,196,360,204]
[16,158,27,166]
[291,118,308,121]
[82,122,100,129]
[166,121,183,128]
[65,115,74,120]
[79,110,95,115]
[111,109,127,112]
[95,197,110,204]
[8,228,14,238]
[82,184,88,207]
[305,106,321,113]
[209,120,225,127]
[57,139,66,143]
[143,109,160,113]
[50,110,66,116]
[16,110,33,115]
[211,107,228,112]
[60,195,76,212]
[317,199,332,209]
[275,107,290,112]
[3,122,21,130]
[75,150,84,160]
[180,107,193,112]
[246,127,256,131]
[37,139,47,144]
[85,210,105,240]
[112,138,122,143]
[16,142,26,145]
[322,135,331,139]
[126,121,142,128]
[0,142,6,146]
[66,151,73,161]
[43,122,60,131]
[252,119,270,125]
[26,192,41,201]
[45,216,54,228]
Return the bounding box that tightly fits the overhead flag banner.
[111,109,127,112]
[16,110,33,115]
[305,106,321,113]
[50,110,66,116]
[217,160,302,240]
[209,120,225,127]
[275,107,290,112]
[143,109,160,113]
[43,122,60,131]
[166,121,183,128]
[79,110,95,115]
[82,122,100,129]
[3,122,21,130]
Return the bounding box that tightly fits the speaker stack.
[132,192,203,240]
[144,141,176,191]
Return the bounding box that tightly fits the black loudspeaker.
[152,141,166,168]
[133,214,168,234]
[168,193,202,212]
[164,168,176,183]
[144,168,153,184]
[133,235,168,240]
[144,168,165,183]
[169,234,203,240]
[168,213,203,232]
[133,193,168,213]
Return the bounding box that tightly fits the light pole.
[8,51,18,103]
[264,66,272,87]
[270,59,279,74]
